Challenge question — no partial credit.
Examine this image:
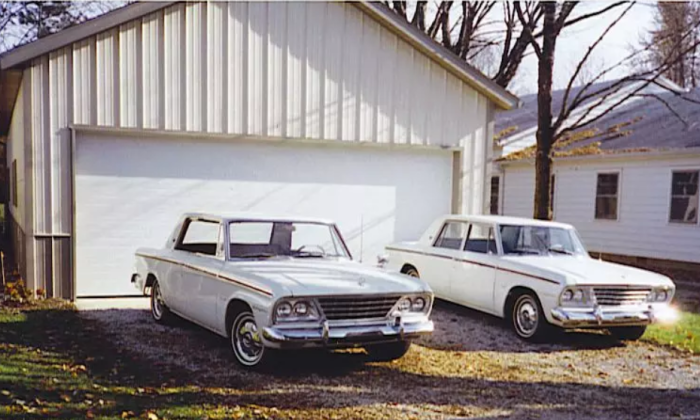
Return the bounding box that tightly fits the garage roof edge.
[0,2,176,70]
[354,1,520,111]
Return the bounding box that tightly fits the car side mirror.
[377,254,389,268]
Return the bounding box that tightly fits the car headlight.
[560,287,590,306]
[647,288,672,303]
[398,298,412,312]
[273,299,319,323]
[294,301,308,315]
[393,295,431,315]
[276,302,292,318]
[412,297,426,311]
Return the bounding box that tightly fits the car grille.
[317,295,400,320]
[593,287,652,306]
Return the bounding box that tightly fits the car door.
[450,222,499,313]
[171,218,224,330]
[418,220,469,298]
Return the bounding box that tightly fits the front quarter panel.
[493,264,563,321]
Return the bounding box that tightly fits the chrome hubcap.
[233,314,263,365]
[515,297,538,337]
[152,284,163,319]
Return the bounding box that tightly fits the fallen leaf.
[146,412,159,420]
[1,390,10,396]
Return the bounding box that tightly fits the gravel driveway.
[80,300,700,420]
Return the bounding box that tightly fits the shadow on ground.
[0,303,698,419]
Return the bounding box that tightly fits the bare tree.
[0,1,126,52]
[639,2,700,89]
[518,1,700,220]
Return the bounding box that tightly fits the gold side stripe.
[135,253,273,297]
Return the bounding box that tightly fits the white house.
[493,78,700,267]
[0,2,518,299]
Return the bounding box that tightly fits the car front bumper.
[550,304,676,328]
[261,318,434,349]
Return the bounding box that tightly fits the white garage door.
[75,133,453,297]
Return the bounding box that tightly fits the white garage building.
[0,1,518,299]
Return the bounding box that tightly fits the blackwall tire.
[609,326,647,341]
[365,341,412,362]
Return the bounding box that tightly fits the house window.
[595,173,619,220]
[489,176,500,215]
[670,171,698,223]
[11,159,17,208]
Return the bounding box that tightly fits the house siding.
[501,156,700,264]
[13,1,495,298]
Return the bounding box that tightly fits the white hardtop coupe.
[383,214,676,341]
[133,212,434,369]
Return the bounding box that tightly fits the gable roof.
[496,77,700,160]
[0,2,519,139]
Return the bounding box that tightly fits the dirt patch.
[80,300,700,419]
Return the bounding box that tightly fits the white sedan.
[383,215,676,341]
[132,213,434,369]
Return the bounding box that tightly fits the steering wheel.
[296,245,327,256]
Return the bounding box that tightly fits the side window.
[595,172,619,220]
[670,170,699,223]
[464,223,496,254]
[433,221,468,250]
[176,220,221,256]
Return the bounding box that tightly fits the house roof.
[497,77,700,161]
[0,1,520,139]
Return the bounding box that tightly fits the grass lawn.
[0,300,267,420]
[644,311,700,354]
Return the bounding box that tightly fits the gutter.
[497,147,700,167]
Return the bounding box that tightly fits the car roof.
[441,214,574,229]
[182,212,336,225]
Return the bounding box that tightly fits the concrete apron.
[75,297,150,311]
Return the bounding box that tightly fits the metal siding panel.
[35,237,52,295]
[394,40,412,144]
[31,58,51,234]
[96,29,119,126]
[185,2,206,132]
[227,2,248,135]
[267,2,286,137]
[207,2,227,133]
[340,4,361,142]
[323,3,343,141]
[377,27,396,143]
[72,38,95,125]
[410,52,429,145]
[49,48,73,235]
[119,20,142,128]
[427,63,446,145]
[248,2,266,136]
[305,2,325,140]
[142,11,164,130]
[164,4,185,130]
[55,238,73,299]
[285,2,305,138]
[359,13,379,142]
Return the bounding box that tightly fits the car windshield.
[228,221,350,259]
[499,224,587,256]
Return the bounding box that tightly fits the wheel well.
[504,286,537,319]
[145,274,157,288]
[225,299,252,336]
[400,264,417,274]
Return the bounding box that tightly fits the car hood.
[223,259,430,297]
[500,256,674,287]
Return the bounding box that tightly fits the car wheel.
[609,326,647,341]
[230,310,277,369]
[510,292,549,341]
[365,340,411,362]
[150,280,171,323]
[403,266,420,278]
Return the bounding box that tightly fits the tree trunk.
[533,3,557,220]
